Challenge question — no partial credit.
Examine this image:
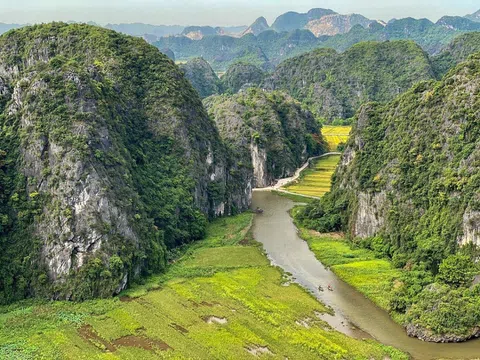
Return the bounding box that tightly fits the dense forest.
[295,52,480,341]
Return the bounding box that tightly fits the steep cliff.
[264,40,435,121]
[297,53,480,341]
[0,23,248,304]
[305,14,374,37]
[204,89,325,189]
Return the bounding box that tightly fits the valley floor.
[0,212,406,359]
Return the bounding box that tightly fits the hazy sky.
[0,0,478,26]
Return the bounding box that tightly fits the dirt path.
[254,152,341,200]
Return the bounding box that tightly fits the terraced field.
[322,126,351,151]
[0,212,405,360]
[285,155,341,198]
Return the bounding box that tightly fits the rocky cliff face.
[305,14,374,36]
[204,89,324,189]
[0,23,249,303]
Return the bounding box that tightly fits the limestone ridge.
[204,89,325,190]
[0,23,249,303]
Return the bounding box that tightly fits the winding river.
[251,191,480,360]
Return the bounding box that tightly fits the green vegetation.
[285,155,340,198]
[0,23,247,303]
[204,88,325,188]
[220,62,265,94]
[295,53,480,340]
[153,16,479,72]
[0,212,407,360]
[321,126,351,151]
[265,40,435,121]
[180,57,222,98]
[432,32,480,77]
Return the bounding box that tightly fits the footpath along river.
[251,191,480,360]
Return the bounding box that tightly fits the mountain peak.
[242,16,270,36]
[465,9,480,22]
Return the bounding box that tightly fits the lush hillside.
[220,62,265,94]
[432,32,480,77]
[264,40,435,121]
[0,23,251,304]
[180,58,221,97]
[296,54,480,341]
[204,89,325,188]
[155,14,479,71]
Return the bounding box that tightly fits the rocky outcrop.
[353,192,387,238]
[459,209,480,246]
[204,89,324,190]
[305,14,374,36]
[0,23,250,303]
[406,324,480,343]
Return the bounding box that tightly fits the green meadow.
[0,212,406,360]
[285,155,341,198]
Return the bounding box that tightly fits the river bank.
[0,211,404,359]
[251,191,480,360]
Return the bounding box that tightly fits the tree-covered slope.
[204,89,325,189]
[179,57,221,97]
[264,40,435,121]
[0,23,249,304]
[296,54,480,341]
[220,62,265,94]
[432,32,480,77]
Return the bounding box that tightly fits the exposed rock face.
[271,8,337,33]
[0,23,249,303]
[459,210,480,246]
[305,14,374,36]
[353,192,387,238]
[204,89,324,189]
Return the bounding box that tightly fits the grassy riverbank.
[0,212,407,359]
[284,155,341,198]
[291,207,403,322]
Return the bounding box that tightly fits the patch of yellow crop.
[322,126,351,151]
[285,155,341,198]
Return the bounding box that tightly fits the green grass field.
[0,212,407,360]
[285,155,341,198]
[321,126,351,151]
[291,208,401,313]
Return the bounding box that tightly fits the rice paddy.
[321,126,351,151]
[284,154,341,198]
[0,212,406,360]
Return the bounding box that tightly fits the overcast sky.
[0,0,478,26]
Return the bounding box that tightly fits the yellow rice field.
[322,126,351,151]
[285,155,341,198]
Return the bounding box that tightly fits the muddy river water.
[251,191,480,360]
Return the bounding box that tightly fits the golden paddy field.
[321,126,351,151]
[284,155,341,198]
